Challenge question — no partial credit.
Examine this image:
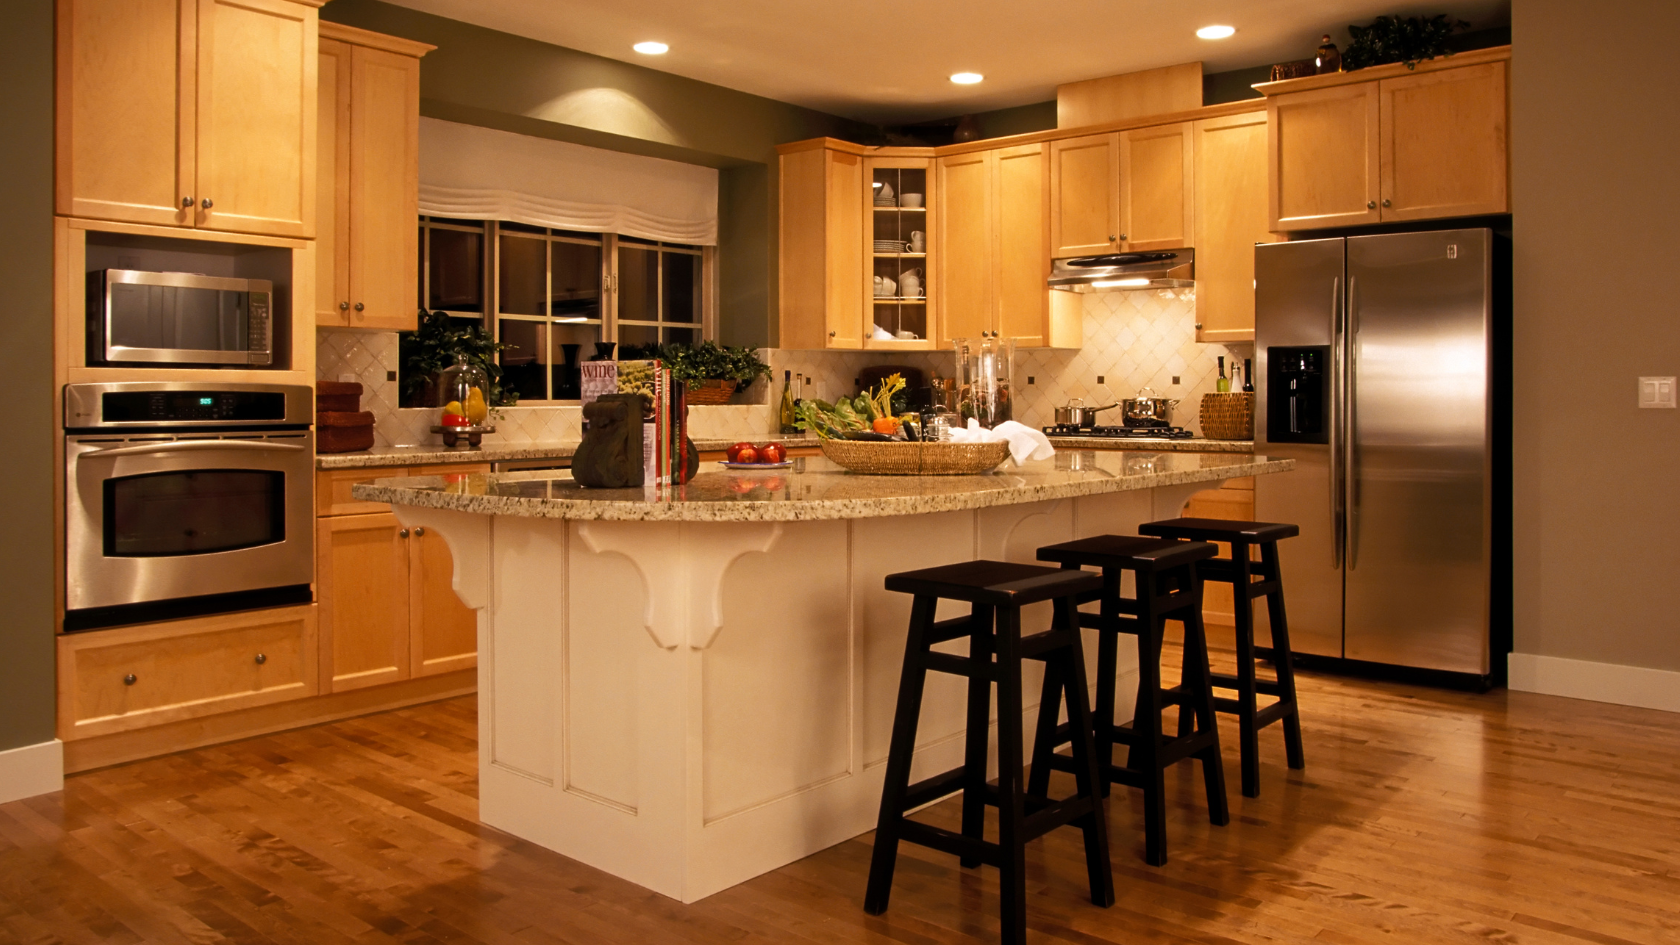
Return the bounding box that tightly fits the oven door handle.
[82,439,308,458]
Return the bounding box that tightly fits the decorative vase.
[590,341,617,362]
[557,343,582,399]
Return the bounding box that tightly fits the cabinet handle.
[181,196,193,208]
[413,526,425,536]
[1367,201,1376,209]
[254,653,267,665]
[399,528,410,538]
[201,197,214,210]
[338,301,349,311]
[354,302,365,312]
[123,673,137,686]
[1381,199,1391,208]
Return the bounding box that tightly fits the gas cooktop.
[1043,424,1195,439]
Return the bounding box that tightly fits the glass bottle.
[1316,34,1342,74]
[778,370,796,433]
[1216,356,1230,393]
[1243,358,1255,393]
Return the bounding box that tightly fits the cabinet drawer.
[58,605,318,740]
[318,466,409,516]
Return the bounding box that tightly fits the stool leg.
[1181,573,1230,827]
[1092,569,1122,797]
[994,605,1028,945]
[1133,571,1169,867]
[865,595,937,915]
[1056,594,1115,908]
[1261,543,1306,772]
[1231,541,1262,799]
[1026,644,1065,802]
[961,604,997,868]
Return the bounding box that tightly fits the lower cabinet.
[1184,475,1256,628]
[57,605,318,740]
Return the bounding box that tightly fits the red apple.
[734,445,759,464]
[758,442,787,464]
[726,441,755,462]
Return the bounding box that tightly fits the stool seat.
[1038,535,1217,571]
[1138,517,1300,544]
[884,560,1102,606]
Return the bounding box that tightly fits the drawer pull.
[254,653,267,665]
[123,673,137,686]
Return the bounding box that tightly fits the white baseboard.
[0,739,64,804]
[1508,653,1680,714]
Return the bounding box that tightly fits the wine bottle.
[1243,358,1255,393]
[1216,356,1230,393]
[778,370,796,433]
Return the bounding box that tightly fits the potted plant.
[1342,14,1470,71]
[618,341,771,404]
[399,309,519,410]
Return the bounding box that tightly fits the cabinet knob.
[1195,323,1204,330]
[1381,199,1391,208]
[123,673,137,686]
[201,197,214,210]
[399,528,410,538]
[1109,234,1117,242]
[354,302,365,312]
[829,330,836,337]
[413,526,425,537]
[338,301,349,311]
[254,653,267,665]
[181,196,193,208]
[1118,234,1127,241]
[1367,201,1376,209]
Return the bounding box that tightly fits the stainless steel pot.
[1121,388,1179,427]
[1054,399,1118,428]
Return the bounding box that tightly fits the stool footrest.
[921,651,993,681]
[1207,672,1285,696]
[896,820,1000,868]
[925,615,984,645]
[903,767,971,811]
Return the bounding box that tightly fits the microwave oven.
[87,269,274,367]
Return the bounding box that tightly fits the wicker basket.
[316,380,362,413]
[685,379,739,405]
[1199,392,1254,440]
[820,439,1011,476]
[1269,59,1317,82]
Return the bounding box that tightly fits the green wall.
[320,0,869,347]
[1,0,58,752]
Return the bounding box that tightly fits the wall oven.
[87,269,273,367]
[64,382,314,632]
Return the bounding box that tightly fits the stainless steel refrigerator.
[1254,228,1500,679]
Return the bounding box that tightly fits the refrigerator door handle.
[1328,275,1343,570]
[1346,275,1361,571]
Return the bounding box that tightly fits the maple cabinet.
[1263,50,1509,231]
[315,466,483,693]
[1049,132,1120,257]
[1192,110,1278,343]
[56,0,321,238]
[777,140,866,349]
[1050,124,1192,258]
[316,23,431,331]
[865,157,939,350]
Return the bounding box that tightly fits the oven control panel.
[64,383,314,430]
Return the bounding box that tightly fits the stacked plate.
[873,240,906,253]
[873,197,897,207]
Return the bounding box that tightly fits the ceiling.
[385,0,1510,124]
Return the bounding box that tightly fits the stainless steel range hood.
[1048,249,1194,292]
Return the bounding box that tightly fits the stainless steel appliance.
[1255,229,1504,680]
[87,269,273,367]
[1042,424,1195,440]
[64,382,314,631]
[1049,249,1193,292]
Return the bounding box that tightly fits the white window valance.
[419,117,718,245]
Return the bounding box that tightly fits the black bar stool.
[1138,517,1305,798]
[1030,535,1230,867]
[865,560,1114,945]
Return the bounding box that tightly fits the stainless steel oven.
[64,382,314,631]
[87,269,273,367]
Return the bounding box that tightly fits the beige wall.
[1512,1,1680,672]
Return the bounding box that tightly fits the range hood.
[1048,249,1194,292]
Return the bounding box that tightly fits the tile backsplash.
[317,288,1250,446]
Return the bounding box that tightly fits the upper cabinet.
[1050,125,1192,257]
[1192,110,1277,343]
[778,140,865,349]
[317,24,432,332]
[57,0,321,238]
[1262,49,1509,231]
[867,157,938,350]
[1049,133,1119,257]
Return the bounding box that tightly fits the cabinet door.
[1049,132,1120,257]
[824,150,865,348]
[1268,83,1380,231]
[1380,63,1508,221]
[318,512,410,692]
[936,151,994,345]
[409,528,478,676]
[316,38,353,327]
[1120,123,1193,250]
[347,43,422,330]
[55,0,196,227]
[1193,111,1276,343]
[195,0,316,238]
[777,146,863,349]
[994,144,1049,347]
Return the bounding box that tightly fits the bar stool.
[1138,517,1305,798]
[865,560,1114,945]
[1030,535,1230,867]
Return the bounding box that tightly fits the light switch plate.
[1638,376,1676,408]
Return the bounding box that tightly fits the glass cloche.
[433,355,494,447]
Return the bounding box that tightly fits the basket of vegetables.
[794,374,1010,476]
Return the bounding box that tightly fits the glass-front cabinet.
[865,157,937,350]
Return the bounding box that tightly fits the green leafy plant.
[1343,14,1470,71]
[399,309,519,408]
[617,340,771,388]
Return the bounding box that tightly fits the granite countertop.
[351,451,1292,523]
[1045,436,1253,453]
[315,435,824,470]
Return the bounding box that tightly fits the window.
[413,218,713,403]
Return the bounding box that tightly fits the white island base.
[393,481,1216,903]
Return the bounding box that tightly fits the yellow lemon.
[443,400,464,416]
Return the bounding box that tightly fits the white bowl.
[899,193,924,208]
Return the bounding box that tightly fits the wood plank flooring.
[3,659,1679,945]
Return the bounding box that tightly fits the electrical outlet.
[387,370,397,382]
[1639,376,1676,408]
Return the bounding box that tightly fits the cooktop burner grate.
[1043,424,1195,439]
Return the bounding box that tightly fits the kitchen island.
[354,449,1292,903]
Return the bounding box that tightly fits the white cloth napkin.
[947,418,1055,466]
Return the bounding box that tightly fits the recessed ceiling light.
[950,72,984,85]
[633,41,668,55]
[1196,25,1236,40]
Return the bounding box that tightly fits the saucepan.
[1054,398,1119,428]
[1121,388,1180,427]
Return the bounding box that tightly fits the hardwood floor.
[3,658,1678,945]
